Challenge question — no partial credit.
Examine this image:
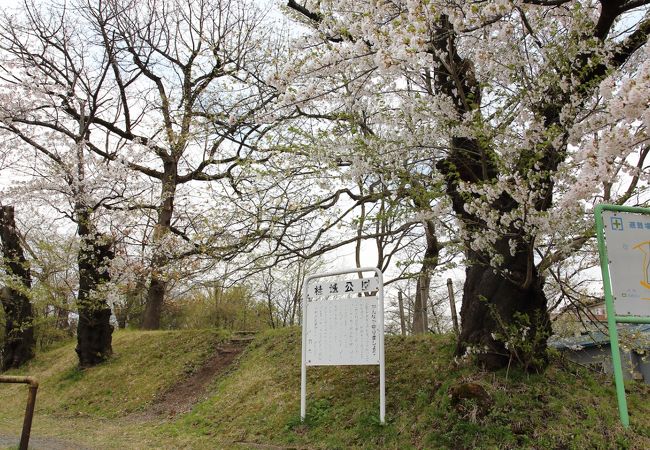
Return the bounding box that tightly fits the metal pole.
[605,308,629,427]
[593,203,650,428]
[616,315,650,324]
[0,376,39,450]
[377,268,385,424]
[300,275,311,422]
[595,204,629,427]
[447,278,459,336]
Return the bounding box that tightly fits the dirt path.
[0,333,255,449]
[134,333,254,420]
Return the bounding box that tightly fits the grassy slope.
[1,328,649,449]
[0,329,230,448]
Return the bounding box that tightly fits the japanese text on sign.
[603,210,650,316]
[304,276,381,366]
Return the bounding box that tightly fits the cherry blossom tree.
[0,205,35,370]
[0,0,287,330]
[0,111,125,366]
[284,0,650,369]
[0,0,142,364]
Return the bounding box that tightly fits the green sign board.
[595,204,650,428]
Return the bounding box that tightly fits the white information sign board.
[301,268,385,423]
[602,210,650,316]
[305,277,380,365]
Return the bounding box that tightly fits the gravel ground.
[0,434,90,449]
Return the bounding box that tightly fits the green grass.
[1,328,649,449]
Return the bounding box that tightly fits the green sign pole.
[594,204,650,428]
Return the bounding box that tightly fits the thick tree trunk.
[439,143,553,371]
[142,160,177,330]
[458,247,551,371]
[75,211,114,367]
[428,15,553,370]
[0,206,35,371]
[142,276,166,330]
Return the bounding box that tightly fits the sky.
[0,1,21,11]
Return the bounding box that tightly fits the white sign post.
[300,267,385,424]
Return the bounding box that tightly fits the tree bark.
[0,206,35,371]
[75,208,114,368]
[447,278,459,336]
[142,276,166,330]
[412,219,438,334]
[142,159,178,330]
[290,267,301,326]
[458,244,551,371]
[55,303,70,331]
[438,136,552,370]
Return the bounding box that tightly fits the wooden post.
[419,279,428,333]
[447,278,459,335]
[398,290,406,336]
[0,376,39,450]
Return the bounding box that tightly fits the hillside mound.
[0,328,649,449]
[173,328,650,449]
